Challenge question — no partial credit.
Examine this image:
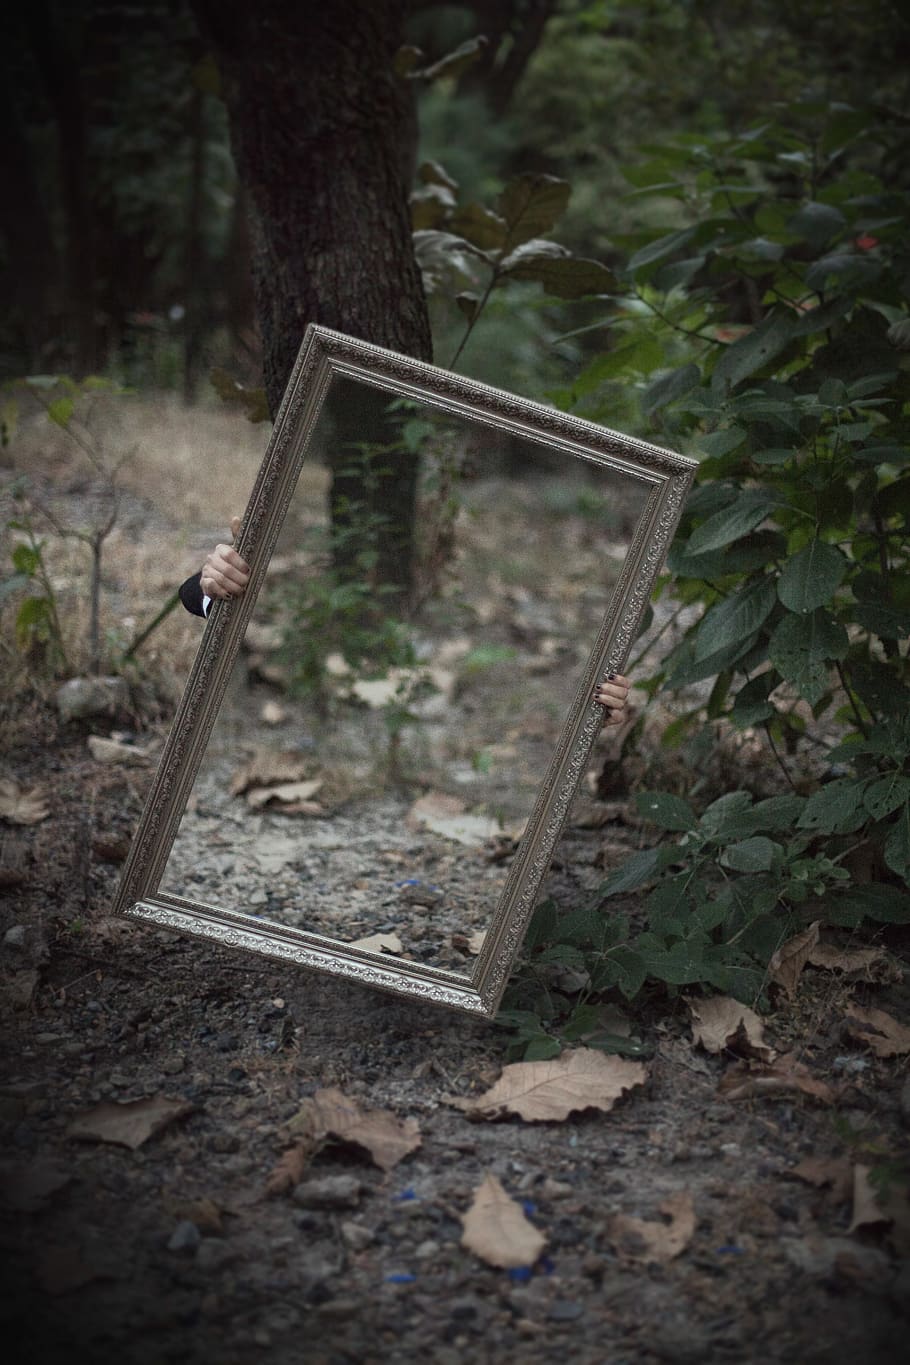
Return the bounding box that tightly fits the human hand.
[595,672,631,727]
[200,516,250,601]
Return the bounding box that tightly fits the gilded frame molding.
[113,325,695,1016]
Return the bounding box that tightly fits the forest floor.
[1,400,909,1365]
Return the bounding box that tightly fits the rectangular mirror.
[113,326,695,1015]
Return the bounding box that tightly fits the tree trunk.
[190,0,432,594]
[23,1,97,376]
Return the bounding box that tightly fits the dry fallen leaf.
[769,921,820,998]
[807,942,899,983]
[688,995,774,1061]
[460,1173,547,1269]
[230,750,313,796]
[86,736,152,765]
[848,1164,891,1234]
[66,1096,194,1149]
[448,1047,647,1122]
[788,1156,852,1203]
[245,778,323,810]
[265,1140,321,1197]
[0,778,49,825]
[608,1191,696,1265]
[0,968,39,1010]
[717,1053,835,1105]
[406,792,500,847]
[843,1004,910,1058]
[349,932,404,956]
[285,1086,421,1172]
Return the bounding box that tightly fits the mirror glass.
[116,326,695,1015]
[159,374,649,974]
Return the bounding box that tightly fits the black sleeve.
[178,571,207,618]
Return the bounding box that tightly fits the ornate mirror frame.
[113,325,696,1016]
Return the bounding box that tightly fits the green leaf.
[635,791,698,831]
[768,609,849,704]
[853,602,910,640]
[449,202,507,252]
[599,847,662,896]
[666,631,761,687]
[687,492,778,556]
[637,937,712,986]
[885,805,910,881]
[524,1035,563,1061]
[711,311,796,392]
[864,773,910,821]
[497,174,570,250]
[694,577,777,661]
[11,544,41,576]
[698,426,747,459]
[797,779,870,834]
[627,227,697,272]
[824,885,910,926]
[699,791,755,838]
[719,836,781,873]
[777,541,847,614]
[730,673,776,730]
[646,875,697,935]
[641,363,700,416]
[500,249,616,298]
[740,794,807,833]
[47,397,74,427]
[787,201,846,247]
[412,35,489,82]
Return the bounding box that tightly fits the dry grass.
[1,395,325,705]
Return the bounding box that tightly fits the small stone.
[196,1238,240,1274]
[168,1220,202,1253]
[215,1033,240,1052]
[547,1300,584,1323]
[3,926,27,950]
[541,1177,573,1200]
[292,1175,362,1211]
[160,1056,185,1076]
[339,1220,374,1251]
[56,675,129,723]
[415,1239,439,1260]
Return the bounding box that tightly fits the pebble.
[160,1056,185,1076]
[340,1220,374,1251]
[292,1175,362,1210]
[3,926,27,949]
[168,1220,202,1253]
[541,1176,573,1200]
[548,1300,585,1322]
[415,1239,439,1260]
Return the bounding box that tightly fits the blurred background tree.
[3,0,905,400]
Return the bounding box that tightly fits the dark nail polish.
[607,672,616,680]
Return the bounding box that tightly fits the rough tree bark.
[190,0,432,594]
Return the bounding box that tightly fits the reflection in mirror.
[159,375,649,975]
[117,325,695,1014]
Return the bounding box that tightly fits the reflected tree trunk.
[190,0,431,596]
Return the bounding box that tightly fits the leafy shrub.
[503,99,910,1048]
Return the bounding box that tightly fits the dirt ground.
[1,401,909,1364]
